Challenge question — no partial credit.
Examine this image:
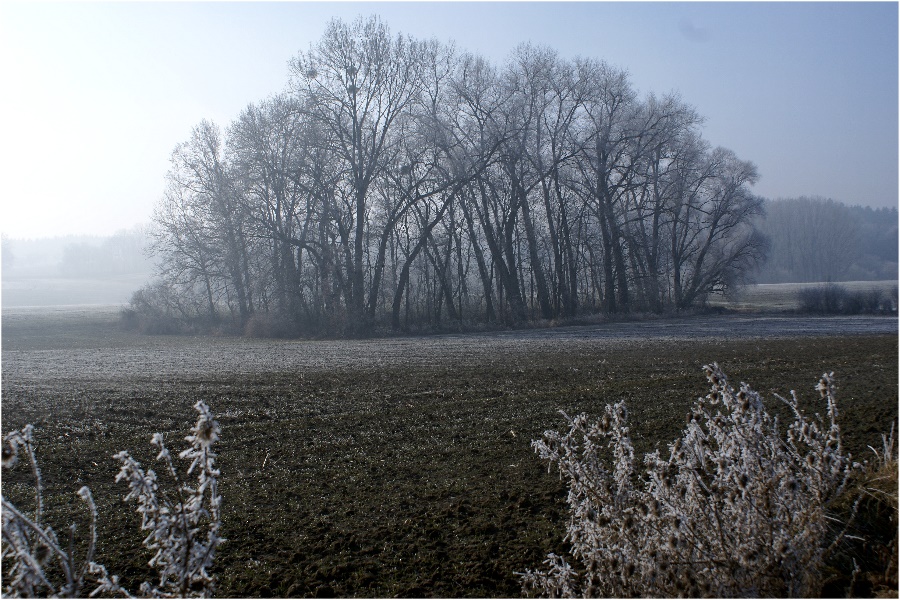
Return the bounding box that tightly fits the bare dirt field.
[2,306,897,597]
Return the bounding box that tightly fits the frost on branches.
[521,364,857,598]
[1,401,223,598]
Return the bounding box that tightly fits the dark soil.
[1,308,897,597]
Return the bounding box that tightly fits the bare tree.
[571,58,642,313]
[290,16,428,334]
[620,93,703,312]
[228,95,330,329]
[667,146,766,308]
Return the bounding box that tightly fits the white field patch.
[1,275,148,307]
[2,304,897,383]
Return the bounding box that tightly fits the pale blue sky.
[0,1,897,238]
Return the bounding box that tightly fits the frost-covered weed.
[521,364,858,597]
[110,400,224,598]
[1,425,114,598]
[2,401,223,598]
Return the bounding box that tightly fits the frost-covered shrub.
[2,402,223,598]
[521,365,858,598]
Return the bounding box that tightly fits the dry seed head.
[599,415,611,434]
[672,438,683,458]
[197,421,214,443]
[2,439,18,468]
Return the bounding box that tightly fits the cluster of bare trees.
[144,16,765,336]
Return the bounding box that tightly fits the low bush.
[798,283,849,313]
[122,282,222,335]
[2,402,223,598]
[242,311,306,338]
[798,284,896,314]
[520,365,893,598]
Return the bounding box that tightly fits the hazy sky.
[0,1,897,239]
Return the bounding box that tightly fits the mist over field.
[1,228,153,307]
[1,9,897,598]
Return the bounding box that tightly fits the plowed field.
[2,307,897,597]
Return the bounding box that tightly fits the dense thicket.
[754,197,898,283]
[139,16,766,336]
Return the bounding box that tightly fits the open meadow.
[2,305,897,597]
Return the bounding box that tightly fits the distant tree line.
[754,197,898,284]
[2,228,153,280]
[58,228,154,278]
[137,16,766,337]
